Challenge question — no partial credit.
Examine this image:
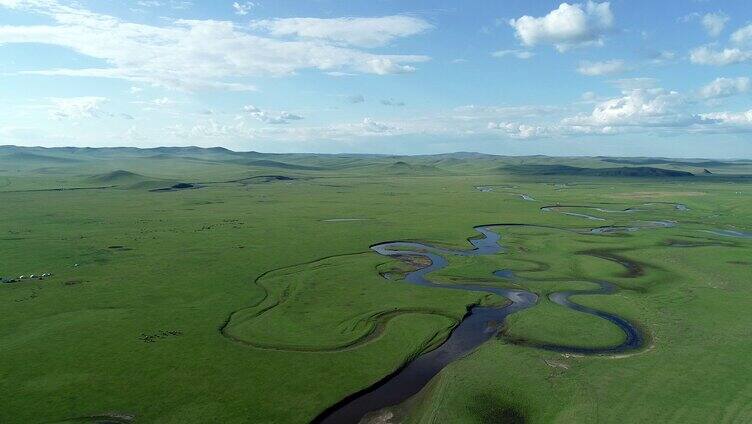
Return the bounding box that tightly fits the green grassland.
[1,146,751,423]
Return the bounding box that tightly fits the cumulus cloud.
[700,109,752,129]
[562,88,705,129]
[45,96,135,120]
[250,15,433,48]
[49,96,108,119]
[690,46,752,66]
[702,12,729,37]
[360,118,396,133]
[491,49,534,59]
[508,1,614,52]
[487,122,547,139]
[690,23,752,66]
[698,77,750,99]
[0,1,430,91]
[577,59,628,76]
[232,1,255,16]
[243,105,303,124]
[730,23,752,45]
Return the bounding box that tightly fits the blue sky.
[1,0,752,158]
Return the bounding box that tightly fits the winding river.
[314,225,644,424]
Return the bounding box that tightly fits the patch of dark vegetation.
[149,182,198,192]
[196,218,245,232]
[245,175,295,183]
[664,239,735,248]
[728,261,751,265]
[13,288,40,302]
[87,170,145,184]
[505,164,695,178]
[471,394,526,424]
[201,174,297,185]
[234,159,322,170]
[108,245,132,251]
[1,185,115,194]
[138,329,183,343]
[60,412,135,423]
[579,249,645,278]
[601,157,747,167]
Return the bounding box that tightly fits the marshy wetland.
[1,146,752,423]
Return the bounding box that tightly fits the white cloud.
[232,1,255,16]
[581,91,598,102]
[731,23,752,45]
[508,1,614,52]
[698,77,750,99]
[133,0,192,10]
[325,71,357,77]
[151,97,175,107]
[563,88,704,128]
[690,23,752,66]
[702,12,729,37]
[250,15,433,48]
[361,118,396,133]
[700,109,752,129]
[279,111,304,120]
[147,94,752,146]
[577,59,628,76]
[491,49,534,59]
[648,50,676,65]
[690,46,752,65]
[243,105,303,124]
[487,122,547,139]
[0,1,430,91]
[44,96,135,120]
[48,96,108,119]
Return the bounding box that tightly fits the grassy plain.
[1,146,751,423]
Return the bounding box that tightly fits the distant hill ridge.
[504,164,695,177]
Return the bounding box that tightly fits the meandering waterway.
[314,225,644,424]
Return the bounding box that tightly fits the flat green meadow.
[1,147,751,423]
